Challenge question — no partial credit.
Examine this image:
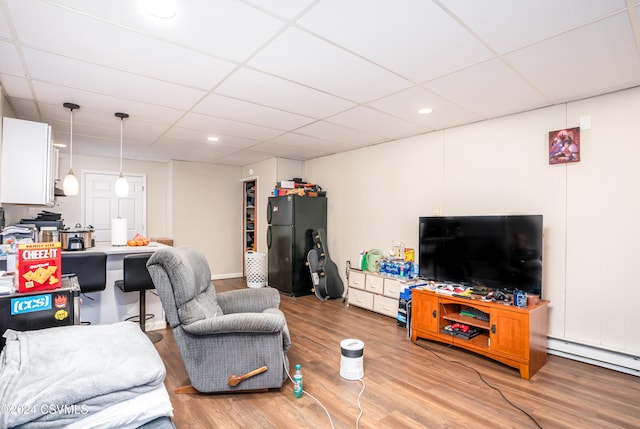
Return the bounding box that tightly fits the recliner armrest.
[216,287,280,314]
[181,311,285,336]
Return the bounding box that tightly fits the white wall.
[4,150,243,278]
[53,153,169,239]
[303,87,640,363]
[170,160,242,276]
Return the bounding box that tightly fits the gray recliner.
[146,246,291,393]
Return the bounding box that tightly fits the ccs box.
[17,242,62,293]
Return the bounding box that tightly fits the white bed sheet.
[65,384,173,429]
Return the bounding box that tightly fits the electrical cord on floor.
[283,356,335,429]
[412,339,543,429]
[354,378,365,429]
[281,349,367,429]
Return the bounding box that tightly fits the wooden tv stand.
[411,289,549,379]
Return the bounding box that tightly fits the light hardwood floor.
[152,278,640,429]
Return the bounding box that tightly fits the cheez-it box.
[17,242,62,293]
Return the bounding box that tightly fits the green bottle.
[293,364,303,398]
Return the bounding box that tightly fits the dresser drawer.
[373,295,398,318]
[348,270,366,290]
[365,274,384,293]
[383,278,401,299]
[348,287,373,310]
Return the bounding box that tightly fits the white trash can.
[245,251,267,288]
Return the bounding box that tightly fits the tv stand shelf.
[442,311,490,330]
[411,289,549,379]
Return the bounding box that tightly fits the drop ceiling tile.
[327,106,428,138]
[424,58,549,118]
[192,93,315,131]
[0,5,11,39]
[440,0,627,54]
[42,0,286,63]
[32,81,186,125]
[53,121,164,151]
[5,98,38,120]
[213,150,274,166]
[45,110,150,144]
[1,0,639,166]
[0,74,31,99]
[60,135,118,159]
[163,126,259,150]
[506,12,640,101]
[216,67,356,118]
[294,121,384,146]
[0,40,24,75]
[81,137,156,159]
[123,142,160,160]
[297,0,493,83]
[268,133,357,159]
[177,112,282,141]
[248,27,413,103]
[7,0,236,90]
[367,86,481,130]
[21,48,206,109]
[244,0,316,20]
[150,137,241,163]
[250,139,334,159]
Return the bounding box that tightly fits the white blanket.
[65,384,173,429]
[0,322,169,428]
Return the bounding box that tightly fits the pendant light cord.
[63,102,80,173]
[114,112,128,175]
[69,108,74,170]
[119,117,123,173]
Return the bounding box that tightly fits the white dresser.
[348,269,413,318]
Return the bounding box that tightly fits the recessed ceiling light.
[141,0,177,19]
[207,136,219,142]
[418,107,433,115]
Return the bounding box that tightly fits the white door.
[84,172,146,243]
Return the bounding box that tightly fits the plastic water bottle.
[293,364,303,398]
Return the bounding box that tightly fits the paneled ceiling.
[1,0,639,166]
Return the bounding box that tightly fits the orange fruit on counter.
[127,240,136,246]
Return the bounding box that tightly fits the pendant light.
[62,102,80,196]
[114,112,129,198]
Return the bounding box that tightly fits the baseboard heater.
[547,337,640,377]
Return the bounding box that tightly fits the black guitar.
[306,228,344,300]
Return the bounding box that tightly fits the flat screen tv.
[418,215,543,296]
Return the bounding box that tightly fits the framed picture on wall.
[549,127,580,164]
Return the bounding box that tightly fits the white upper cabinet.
[1,117,55,206]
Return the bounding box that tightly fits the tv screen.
[418,215,543,296]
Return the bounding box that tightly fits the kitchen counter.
[1,242,171,329]
[63,241,169,255]
[66,242,170,328]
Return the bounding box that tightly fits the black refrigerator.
[267,195,327,297]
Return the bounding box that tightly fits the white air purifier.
[340,339,364,380]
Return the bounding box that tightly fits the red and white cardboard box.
[16,242,62,293]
